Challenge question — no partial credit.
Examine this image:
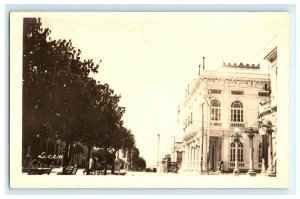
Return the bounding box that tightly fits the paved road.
[22,168,272,188]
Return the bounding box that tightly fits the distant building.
[119,149,131,170]
[180,60,270,173]
[174,141,183,170]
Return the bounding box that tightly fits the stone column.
[190,145,193,170]
[247,135,256,176]
[194,146,197,170]
[187,144,190,170]
[267,133,276,177]
[182,145,185,170]
[190,144,192,170]
[196,146,199,171]
[193,146,196,170]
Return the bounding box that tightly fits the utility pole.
[203,93,211,175]
[200,102,205,174]
[173,136,176,162]
[207,101,210,175]
[199,64,201,76]
[157,134,160,169]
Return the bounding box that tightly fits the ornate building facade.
[258,47,277,176]
[180,61,270,173]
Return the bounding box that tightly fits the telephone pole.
[157,134,160,169]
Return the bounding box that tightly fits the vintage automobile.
[167,161,178,173]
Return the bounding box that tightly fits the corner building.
[258,47,278,176]
[180,62,270,173]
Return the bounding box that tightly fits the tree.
[108,125,135,174]
[22,18,138,176]
[79,82,120,175]
[23,18,99,173]
[126,147,146,171]
[23,18,54,160]
[134,157,146,171]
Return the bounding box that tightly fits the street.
[21,167,277,189]
[24,167,266,177]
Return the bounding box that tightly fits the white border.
[1,0,299,197]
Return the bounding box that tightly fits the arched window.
[211,100,221,121]
[230,142,244,163]
[231,101,244,127]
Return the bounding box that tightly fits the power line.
[224,34,277,80]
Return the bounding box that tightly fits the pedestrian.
[46,154,52,167]
[52,154,57,167]
[218,161,224,173]
[58,155,63,167]
[89,156,93,170]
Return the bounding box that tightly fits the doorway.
[209,136,222,171]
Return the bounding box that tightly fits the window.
[231,90,244,95]
[231,101,244,127]
[258,91,270,97]
[209,89,222,94]
[211,100,221,121]
[190,112,193,124]
[230,142,244,162]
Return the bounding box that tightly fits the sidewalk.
[48,168,125,175]
[177,169,264,176]
[24,167,265,177]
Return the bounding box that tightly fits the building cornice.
[183,74,269,107]
[264,47,277,62]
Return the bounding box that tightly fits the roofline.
[264,47,277,61]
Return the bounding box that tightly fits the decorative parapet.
[223,61,260,69]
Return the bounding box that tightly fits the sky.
[40,12,286,166]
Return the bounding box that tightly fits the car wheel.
[169,166,176,173]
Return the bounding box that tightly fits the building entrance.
[209,136,222,171]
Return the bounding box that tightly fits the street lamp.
[259,120,276,177]
[231,127,242,176]
[171,136,176,162]
[243,125,259,176]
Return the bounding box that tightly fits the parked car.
[167,162,178,173]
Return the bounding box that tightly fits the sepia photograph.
[10,11,291,188]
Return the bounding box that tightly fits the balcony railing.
[229,162,245,168]
[210,121,222,127]
[230,122,244,127]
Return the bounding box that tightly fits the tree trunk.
[111,151,117,174]
[53,142,57,155]
[62,141,69,174]
[45,137,50,154]
[104,147,107,175]
[86,146,91,175]
[76,154,78,165]
[62,141,72,174]
[111,156,115,174]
